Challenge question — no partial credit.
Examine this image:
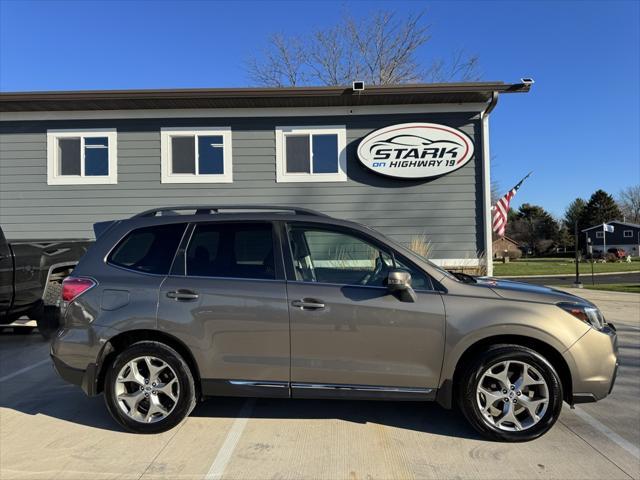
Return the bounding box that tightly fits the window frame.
[623,230,633,238]
[596,231,605,239]
[275,125,347,183]
[47,128,118,185]
[282,221,435,292]
[160,127,233,184]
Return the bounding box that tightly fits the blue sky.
[1,0,638,217]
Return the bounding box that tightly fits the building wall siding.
[0,112,484,260]
[585,223,640,249]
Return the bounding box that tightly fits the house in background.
[582,220,640,257]
[492,236,523,259]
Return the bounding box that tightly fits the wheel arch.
[436,334,573,409]
[96,329,202,399]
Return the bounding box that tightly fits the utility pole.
[573,221,582,288]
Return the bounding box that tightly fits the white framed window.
[596,231,604,238]
[161,127,232,183]
[624,230,633,238]
[47,129,117,185]
[275,125,347,183]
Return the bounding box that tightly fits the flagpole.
[603,223,607,257]
[573,221,582,288]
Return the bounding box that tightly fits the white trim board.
[0,103,487,122]
[431,258,481,268]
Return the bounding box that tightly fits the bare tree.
[307,25,356,86]
[247,10,480,87]
[425,49,481,83]
[247,33,308,87]
[491,180,502,206]
[618,185,640,223]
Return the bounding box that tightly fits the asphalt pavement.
[0,289,638,480]
[505,272,640,286]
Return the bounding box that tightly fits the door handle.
[292,299,325,310]
[166,289,199,301]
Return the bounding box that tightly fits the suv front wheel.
[104,341,196,434]
[458,345,563,442]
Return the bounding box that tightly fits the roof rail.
[132,205,329,218]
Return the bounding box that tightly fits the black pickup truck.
[0,226,92,338]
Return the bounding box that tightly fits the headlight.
[557,302,606,330]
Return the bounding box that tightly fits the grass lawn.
[583,284,640,294]
[493,258,640,276]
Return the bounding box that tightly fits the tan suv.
[51,206,618,441]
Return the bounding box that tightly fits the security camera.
[520,78,535,85]
[352,81,365,91]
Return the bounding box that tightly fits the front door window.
[287,225,430,290]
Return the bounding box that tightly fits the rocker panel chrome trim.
[228,380,289,388]
[291,383,433,394]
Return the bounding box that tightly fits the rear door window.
[108,223,186,275]
[186,223,276,280]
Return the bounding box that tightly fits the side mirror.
[387,270,417,302]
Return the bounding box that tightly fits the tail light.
[62,276,96,303]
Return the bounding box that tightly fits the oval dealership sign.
[357,122,474,179]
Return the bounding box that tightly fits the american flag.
[492,172,532,237]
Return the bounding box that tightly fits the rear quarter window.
[108,223,186,275]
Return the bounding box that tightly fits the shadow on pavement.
[1,369,479,440]
[192,396,481,440]
[0,329,479,440]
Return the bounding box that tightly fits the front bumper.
[565,323,618,404]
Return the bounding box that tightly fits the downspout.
[481,91,498,276]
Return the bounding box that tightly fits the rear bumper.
[51,353,98,396]
[50,323,119,396]
[564,323,618,403]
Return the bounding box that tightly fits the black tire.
[104,341,196,434]
[13,326,36,335]
[36,306,60,340]
[457,345,563,442]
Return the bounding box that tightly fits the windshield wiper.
[448,271,477,283]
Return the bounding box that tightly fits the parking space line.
[572,406,640,460]
[204,399,255,480]
[0,358,50,383]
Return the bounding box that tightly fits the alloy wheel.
[114,356,180,424]
[476,360,549,432]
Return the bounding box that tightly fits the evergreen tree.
[580,190,622,227]
[506,203,559,255]
[564,198,586,230]
[563,198,586,249]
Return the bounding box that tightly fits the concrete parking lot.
[1,288,638,480]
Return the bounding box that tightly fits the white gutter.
[480,92,499,276]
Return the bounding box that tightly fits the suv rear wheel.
[457,345,563,442]
[104,341,196,434]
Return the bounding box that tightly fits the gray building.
[582,220,640,257]
[0,82,531,275]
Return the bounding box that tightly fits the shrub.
[605,253,618,263]
[507,249,522,260]
[409,234,432,258]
